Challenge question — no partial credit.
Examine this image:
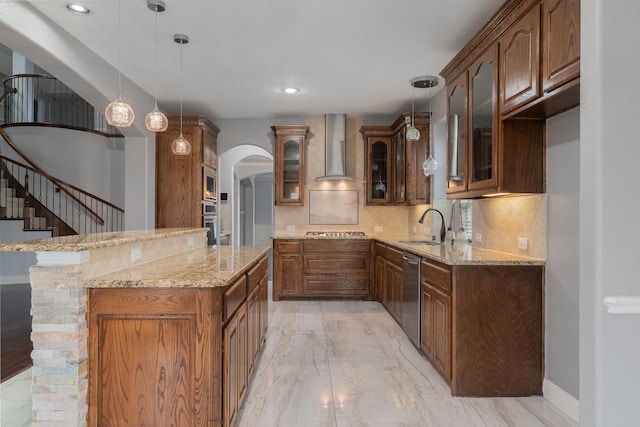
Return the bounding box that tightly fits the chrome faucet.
[418,208,446,243]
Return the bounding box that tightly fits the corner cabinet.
[360,113,431,206]
[272,125,309,206]
[156,115,220,227]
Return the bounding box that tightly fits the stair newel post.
[23,170,30,227]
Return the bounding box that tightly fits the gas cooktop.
[305,231,367,237]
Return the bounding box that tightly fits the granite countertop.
[272,234,545,266]
[0,228,207,252]
[85,245,270,288]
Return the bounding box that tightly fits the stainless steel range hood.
[316,114,356,181]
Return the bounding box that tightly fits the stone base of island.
[0,228,269,427]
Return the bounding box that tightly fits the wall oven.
[203,166,217,201]
[203,201,217,246]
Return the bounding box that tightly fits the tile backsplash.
[472,194,547,259]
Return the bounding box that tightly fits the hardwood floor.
[1,284,32,381]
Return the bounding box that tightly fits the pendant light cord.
[179,39,183,137]
[117,0,122,99]
[154,6,159,108]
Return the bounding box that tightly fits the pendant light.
[171,33,191,155]
[406,82,420,142]
[145,0,168,132]
[410,76,439,176]
[105,0,135,127]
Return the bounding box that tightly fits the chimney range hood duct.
[316,114,356,181]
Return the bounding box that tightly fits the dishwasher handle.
[402,254,420,265]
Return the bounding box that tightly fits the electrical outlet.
[286,225,295,232]
[424,227,431,235]
[518,237,529,250]
[188,236,194,246]
[412,226,417,233]
[475,233,482,243]
[131,246,142,262]
[374,226,383,233]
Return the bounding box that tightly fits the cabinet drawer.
[303,254,369,274]
[421,260,451,293]
[275,240,301,254]
[247,256,268,294]
[386,246,404,267]
[303,240,369,253]
[303,275,370,296]
[224,276,247,321]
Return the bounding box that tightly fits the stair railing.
[2,74,122,137]
[1,154,124,234]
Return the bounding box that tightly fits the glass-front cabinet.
[272,125,309,206]
[469,47,498,191]
[446,72,467,194]
[362,127,393,205]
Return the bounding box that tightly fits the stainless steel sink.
[398,240,443,246]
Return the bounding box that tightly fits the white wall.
[581,0,640,425]
[0,221,51,284]
[546,107,580,400]
[2,127,123,206]
[0,2,156,230]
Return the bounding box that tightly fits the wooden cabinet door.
[88,288,212,427]
[375,253,387,306]
[247,287,260,379]
[259,274,269,345]
[446,72,468,195]
[273,126,308,206]
[365,135,392,205]
[431,286,451,379]
[385,261,403,323]
[420,282,434,359]
[420,282,451,381]
[499,4,541,114]
[542,0,580,92]
[468,46,498,192]
[392,131,407,204]
[224,303,247,427]
[273,241,302,300]
[203,125,218,168]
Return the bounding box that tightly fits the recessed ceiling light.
[66,3,91,15]
[281,87,300,94]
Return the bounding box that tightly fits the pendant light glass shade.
[145,0,168,132]
[106,0,134,128]
[171,133,191,155]
[106,98,135,127]
[171,33,190,155]
[145,105,168,132]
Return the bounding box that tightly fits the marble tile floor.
[236,299,578,427]
[0,368,31,427]
[0,298,578,427]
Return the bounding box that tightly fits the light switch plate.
[475,233,482,243]
[374,226,383,233]
[188,236,194,246]
[286,225,295,232]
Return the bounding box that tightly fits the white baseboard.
[543,378,579,424]
[0,275,30,285]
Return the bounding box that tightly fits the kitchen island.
[0,228,269,427]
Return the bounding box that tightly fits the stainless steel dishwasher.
[402,252,421,348]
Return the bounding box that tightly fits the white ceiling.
[26,0,504,120]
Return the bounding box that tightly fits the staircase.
[1,169,53,233]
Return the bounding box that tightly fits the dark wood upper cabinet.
[361,113,431,206]
[440,0,579,198]
[272,125,309,206]
[499,3,541,114]
[542,0,580,92]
